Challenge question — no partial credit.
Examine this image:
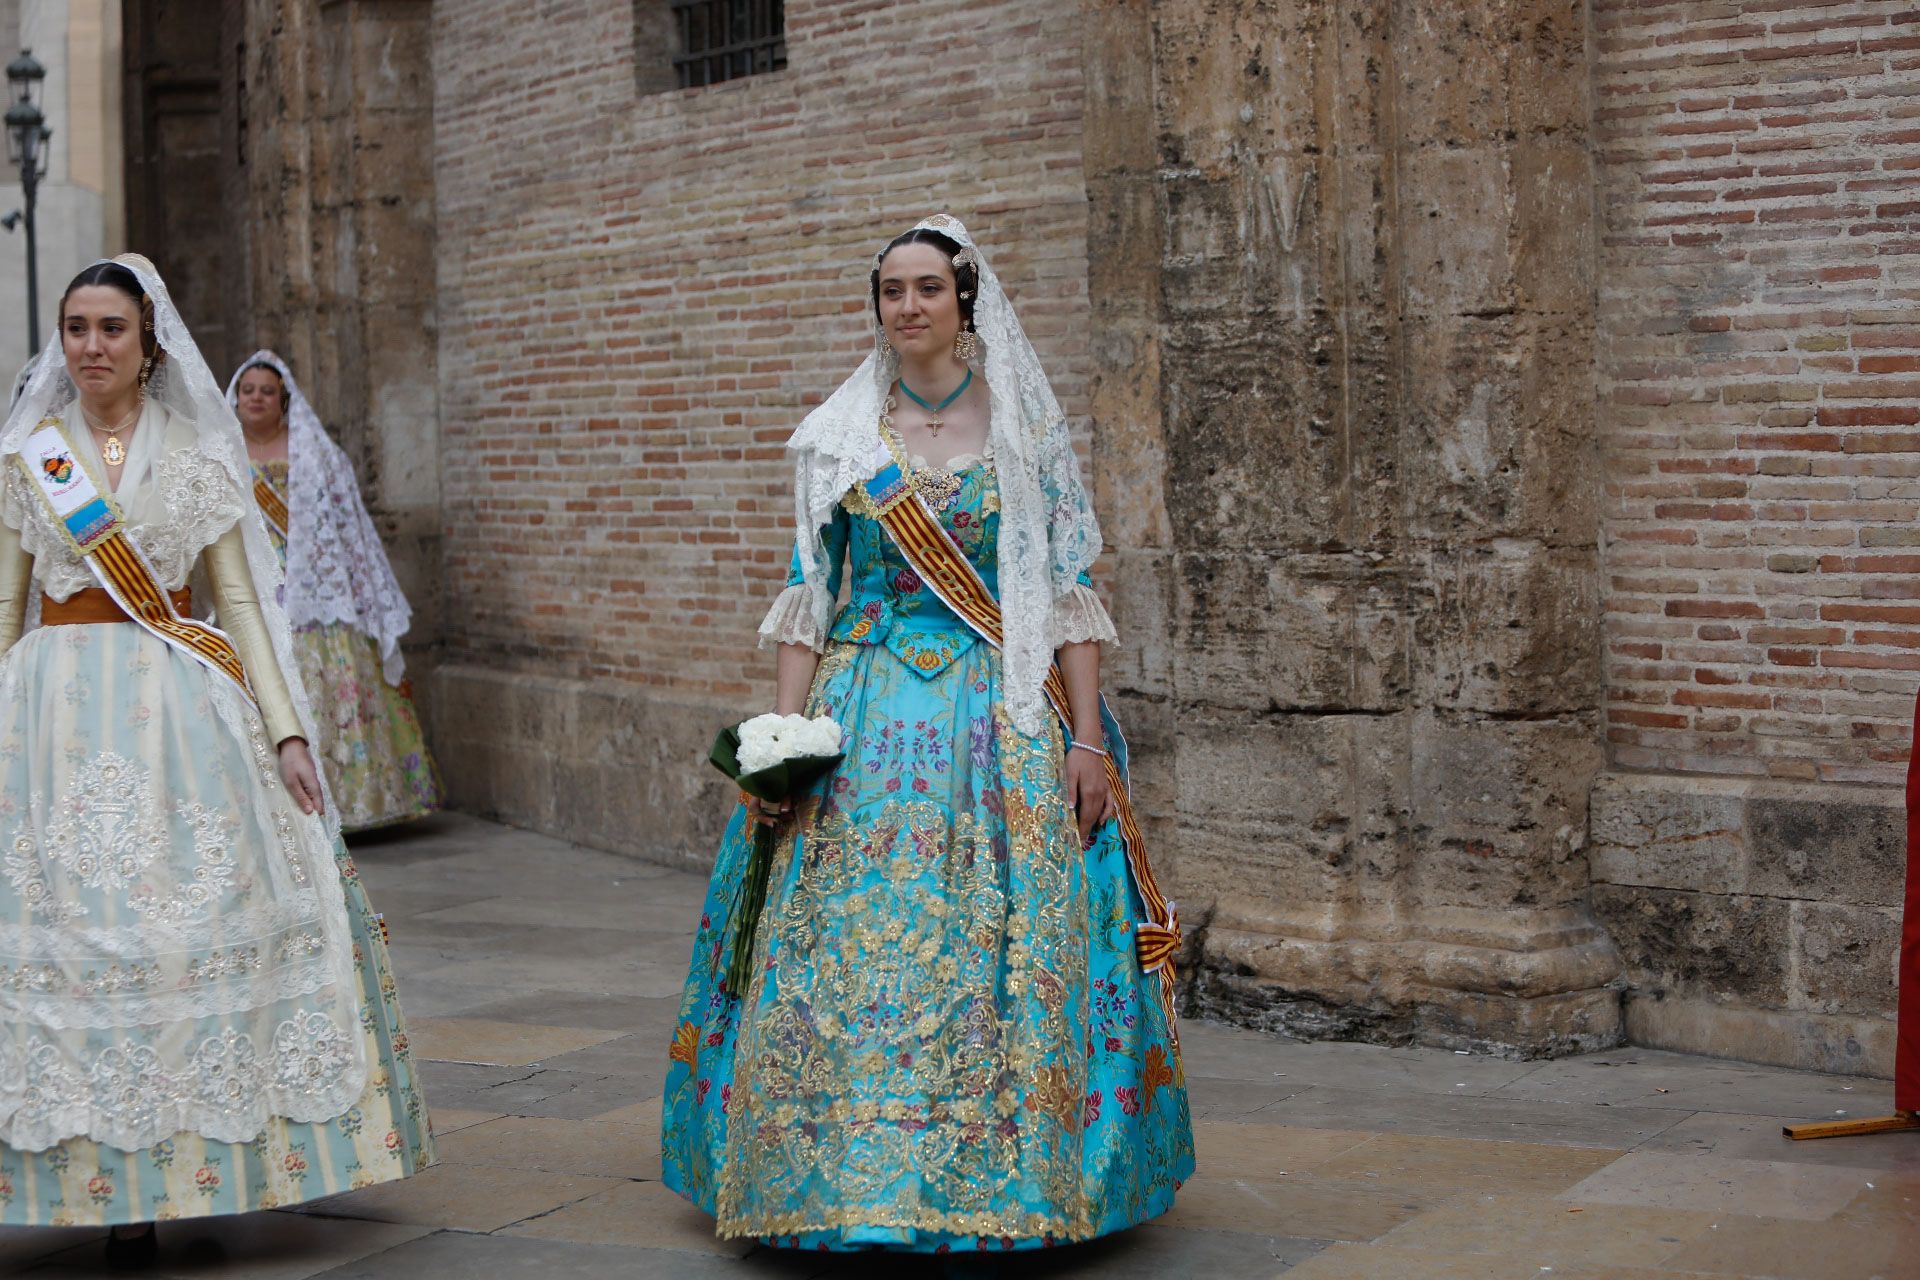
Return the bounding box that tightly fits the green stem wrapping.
[724,821,775,997]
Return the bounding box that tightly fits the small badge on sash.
[20,421,121,554]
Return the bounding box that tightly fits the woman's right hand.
[748,794,793,828]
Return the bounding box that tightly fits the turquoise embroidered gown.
[661,456,1194,1252]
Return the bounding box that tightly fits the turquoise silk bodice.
[786,457,1010,678]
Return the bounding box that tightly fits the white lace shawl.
[1,405,243,603]
[788,214,1103,736]
[228,351,413,684]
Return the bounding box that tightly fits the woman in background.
[228,352,440,832]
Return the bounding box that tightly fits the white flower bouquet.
[708,712,845,995]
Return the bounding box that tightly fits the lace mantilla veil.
[788,214,1102,736]
[0,255,368,1152]
[227,350,414,684]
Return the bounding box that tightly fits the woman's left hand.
[1065,747,1116,846]
[279,738,326,816]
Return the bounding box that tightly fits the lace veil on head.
[227,350,414,684]
[788,214,1102,735]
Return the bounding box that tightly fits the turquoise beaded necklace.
[898,367,972,434]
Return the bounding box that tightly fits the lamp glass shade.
[4,50,46,97]
[3,99,40,166]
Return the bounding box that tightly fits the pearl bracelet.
[1069,740,1110,758]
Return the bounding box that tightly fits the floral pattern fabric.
[255,461,441,832]
[662,461,1193,1252]
[1,849,433,1224]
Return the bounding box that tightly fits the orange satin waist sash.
[42,586,192,626]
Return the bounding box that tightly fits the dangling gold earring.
[953,327,979,362]
[876,324,893,357]
[139,356,153,387]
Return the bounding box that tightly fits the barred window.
[672,0,786,88]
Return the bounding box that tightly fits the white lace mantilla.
[3,423,244,602]
[228,351,414,684]
[787,214,1105,737]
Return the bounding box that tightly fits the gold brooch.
[913,467,962,512]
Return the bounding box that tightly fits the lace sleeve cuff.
[758,583,827,652]
[1051,583,1119,648]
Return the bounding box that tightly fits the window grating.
[672,0,786,88]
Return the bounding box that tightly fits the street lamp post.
[5,51,49,357]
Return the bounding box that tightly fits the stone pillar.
[121,0,232,364]
[1087,0,1621,1054]
[236,0,441,693]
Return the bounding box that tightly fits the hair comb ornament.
[953,248,977,270]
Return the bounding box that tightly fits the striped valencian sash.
[16,418,256,705]
[253,474,289,538]
[857,447,1183,1031]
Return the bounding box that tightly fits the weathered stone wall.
[428,0,1093,854]
[1084,0,1620,1056]
[231,0,443,687]
[122,0,231,366]
[1590,1,1920,1074]
[125,0,443,705]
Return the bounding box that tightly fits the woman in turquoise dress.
[662,216,1193,1252]
[0,258,430,1260]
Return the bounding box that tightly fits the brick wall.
[1590,0,1919,1075]
[430,0,1091,848]
[1595,0,1920,788]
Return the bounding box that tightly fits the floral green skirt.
[0,850,433,1226]
[294,622,441,834]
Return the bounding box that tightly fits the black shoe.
[180,1234,227,1266]
[104,1222,159,1271]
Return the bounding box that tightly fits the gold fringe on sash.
[253,475,289,538]
[90,531,255,701]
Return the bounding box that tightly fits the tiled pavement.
[4,813,1918,1278]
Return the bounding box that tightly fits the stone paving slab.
[435,1113,663,1181]
[1238,1081,1692,1148]
[1634,1110,1920,1172]
[1368,1195,1721,1269]
[303,1231,831,1280]
[19,1215,432,1278]
[2,812,1915,1279]
[407,1017,629,1067]
[449,990,682,1035]
[1489,1048,1886,1117]
[1559,1151,1875,1221]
